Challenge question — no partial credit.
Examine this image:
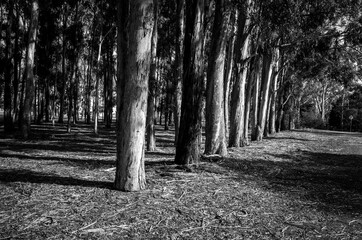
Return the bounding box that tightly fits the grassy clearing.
[0,124,361,239]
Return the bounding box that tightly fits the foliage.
[329,84,362,131]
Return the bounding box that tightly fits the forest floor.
[0,123,361,240]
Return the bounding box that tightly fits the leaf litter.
[0,124,361,239]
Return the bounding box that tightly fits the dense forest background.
[1,0,362,191]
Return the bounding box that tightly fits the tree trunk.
[59,9,67,124]
[4,1,14,132]
[269,50,282,135]
[173,0,185,145]
[67,65,76,132]
[251,57,261,140]
[73,67,79,124]
[94,27,104,134]
[94,75,99,134]
[175,0,205,165]
[255,53,273,141]
[204,0,228,156]
[21,0,39,139]
[223,10,237,142]
[268,70,279,135]
[243,58,256,145]
[229,3,251,147]
[146,0,158,151]
[13,3,20,122]
[104,49,113,128]
[115,0,154,191]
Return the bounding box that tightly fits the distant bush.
[300,112,326,129]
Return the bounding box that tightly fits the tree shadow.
[145,151,175,157]
[0,168,113,189]
[267,136,314,142]
[210,150,362,214]
[292,129,362,137]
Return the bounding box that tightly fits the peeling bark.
[115,0,154,191]
[205,0,228,156]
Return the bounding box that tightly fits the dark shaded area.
[292,129,362,137]
[212,149,362,214]
[0,152,115,170]
[0,169,112,189]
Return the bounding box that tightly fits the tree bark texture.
[115,0,154,191]
[4,1,14,132]
[205,0,228,156]
[251,57,262,141]
[104,49,113,128]
[173,0,185,145]
[146,0,158,151]
[223,10,237,143]
[59,8,67,124]
[268,48,280,135]
[229,2,252,147]
[21,0,39,139]
[255,53,273,141]
[175,0,205,165]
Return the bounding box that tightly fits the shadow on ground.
[213,148,362,214]
[0,168,112,189]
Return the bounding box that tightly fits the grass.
[0,123,361,239]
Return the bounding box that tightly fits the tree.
[4,1,14,132]
[175,0,205,165]
[204,0,228,156]
[115,0,154,191]
[173,0,185,145]
[146,0,159,152]
[229,0,253,147]
[20,0,39,139]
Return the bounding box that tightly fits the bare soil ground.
[0,124,361,240]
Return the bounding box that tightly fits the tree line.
[1,0,361,191]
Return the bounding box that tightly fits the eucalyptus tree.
[4,0,14,132]
[173,0,185,145]
[115,0,154,191]
[229,0,254,147]
[204,0,229,155]
[146,0,159,151]
[175,0,205,165]
[21,0,39,139]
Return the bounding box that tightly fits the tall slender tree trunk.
[204,0,228,156]
[94,76,99,133]
[173,0,185,145]
[175,0,205,165]
[13,3,20,122]
[255,53,273,141]
[67,66,76,132]
[243,58,257,145]
[104,49,113,128]
[268,57,280,135]
[86,56,93,124]
[115,0,154,191]
[73,67,79,124]
[59,9,67,124]
[276,67,287,132]
[146,0,158,151]
[21,0,39,139]
[229,2,252,147]
[251,57,262,140]
[94,27,104,134]
[223,10,237,142]
[4,1,14,132]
